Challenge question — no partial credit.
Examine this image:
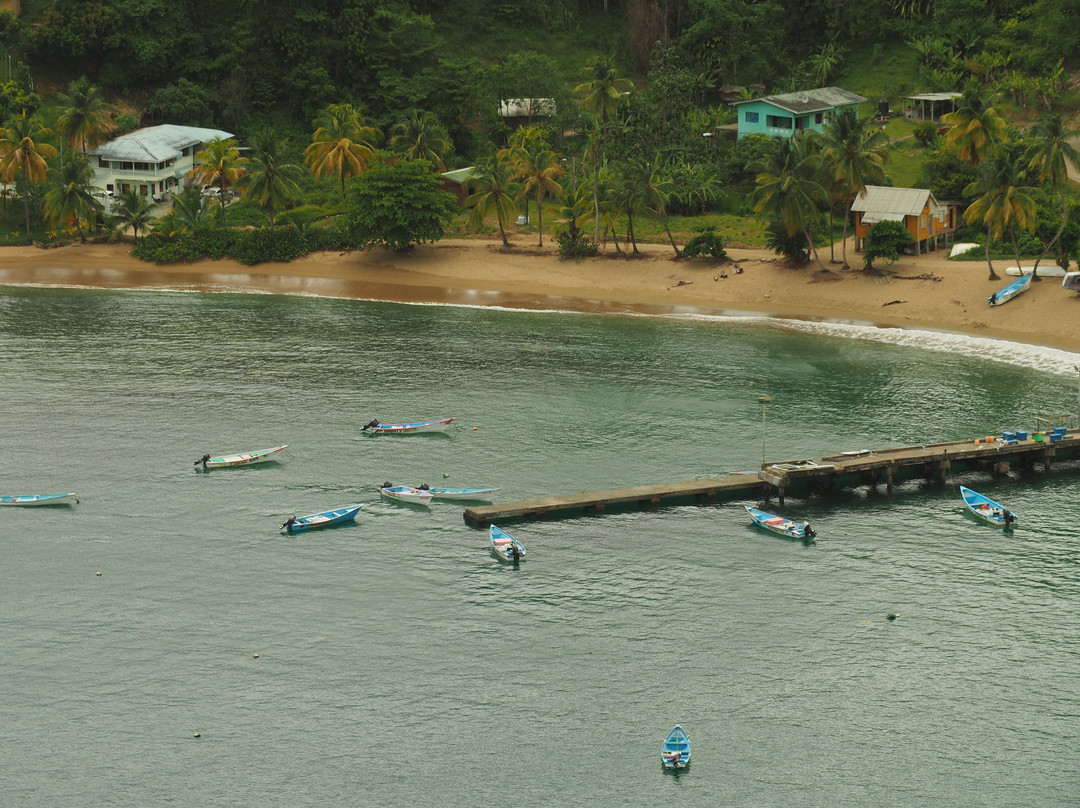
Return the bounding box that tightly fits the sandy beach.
[2,238,1079,352]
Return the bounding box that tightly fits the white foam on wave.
[671,312,1080,376]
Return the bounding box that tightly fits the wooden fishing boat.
[661,725,691,769]
[988,272,1032,306]
[0,493,78,506]
[1005,265,1065,277]
[1062,271,1080,292]
[745,505,816,539]
[361,418,454,435]
[960,486,1017,527]
[489,524,526,562]
[281,504,362,533]
[422,486,498,502]
[379,484,434,506]
[196,445,287,469]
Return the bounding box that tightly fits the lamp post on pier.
[758,395,771,466]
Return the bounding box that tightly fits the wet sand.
[2,239,1078,351]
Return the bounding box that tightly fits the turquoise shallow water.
[2,287,1079,807]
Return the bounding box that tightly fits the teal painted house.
[732,87,866,139]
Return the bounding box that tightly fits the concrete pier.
[463,429,1080,527]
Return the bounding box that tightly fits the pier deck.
[463,429,1080,527]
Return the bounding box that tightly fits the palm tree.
[943,81,1009,279]
[189,137,246,227]
[304,103,381,200]
[55,77,115,157]
[554,183,593,242]
[819,107,890,268]
[164,185,209,235]
[1024,112,1080,279]
[466,152,521,248]
[943,81,1009,168]
[575,57,632,244]
[750,135,829,267]
[388,110,451,171]
[508,139,564,248]
[612,160,647,253]
[112,189,155,243]
[43,155,103,241]
[0,112,58,243]
[963,155,1039,278]
[243,134,302,226]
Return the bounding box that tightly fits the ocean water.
[1,287,1079,807]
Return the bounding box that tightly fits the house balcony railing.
[100,168,176,183]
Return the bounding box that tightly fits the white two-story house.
[88,124,233,201]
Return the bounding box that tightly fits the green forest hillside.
[1,0,1078,268]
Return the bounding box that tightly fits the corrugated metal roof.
[441,166,477,183]
[90,124,234,162]
[907,92,962,102]
[851,186,938,222]
[731,86,866,113]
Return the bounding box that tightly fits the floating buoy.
[472,427,478,431]
[443,472,450,478]
[193,733,201,738]
[253,653,260,658]
[887,612,899,621]
[96,572,101,576]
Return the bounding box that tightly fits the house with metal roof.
[731,87,866,139]
[850,185,960,255]
[88,124,233,201]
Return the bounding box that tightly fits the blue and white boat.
[361,418,454,435]
[1063,271,1080,292]
[661,725,691,769]
[746,505,815,539]
[960,486,1017,526]
[988,272,1032,306]
[0,493,78,506]
[422,486,498,502]
[489,524,526,562]
[281,504,362,533]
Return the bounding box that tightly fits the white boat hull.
[203,445,287,468]
[380,487,434,506]
[1006,265,1065,277]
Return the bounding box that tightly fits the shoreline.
[2,238,1080,353]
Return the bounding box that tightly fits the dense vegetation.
[1,0,1079,270]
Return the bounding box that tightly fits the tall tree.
[963,155,1039,278]
[575,57,633,244]
[112,189,155,243]
[0,112,58,244]
[508,136,564,248]
[349,154,457,252]
[55,77,115,157]
[189,137,246,227]
[750,135,828,268]
[942,81,1010,279]
[466,152,521,248]
[1024,112,1080,280]
[304,103,381,200]
[243,134,302,226]
[43,155,103,241]
[819,106,890,269]
[388,110,452,171]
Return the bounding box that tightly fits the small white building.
[88,124,233,201]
